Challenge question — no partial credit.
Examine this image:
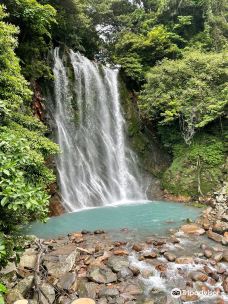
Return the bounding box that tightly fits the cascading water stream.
[52,48,145,211]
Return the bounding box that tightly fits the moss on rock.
[162,134,227,196]
[119,77,170,177]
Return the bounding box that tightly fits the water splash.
[52,48,145,211]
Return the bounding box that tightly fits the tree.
[0,5,31,120]
[0,5,58,267]
[139,50,228,144]
[40,0,100,58]
[113,25,181,82]
[3,0,57,79]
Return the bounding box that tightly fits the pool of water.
[25,201,202,239]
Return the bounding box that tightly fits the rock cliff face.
[120,81,170,200]
[197,182,228,245]
[49,182,65,216]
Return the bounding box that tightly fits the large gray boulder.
[107,256,129,273]
[44,244,79,277]
[87,266,117,284]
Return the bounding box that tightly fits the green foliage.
[162,134,226,196]
[0,283,7,294]
[139,50,228,143]
[113,25,181,81]
[12,112,47,132]
[3,0,57,79]
[0,5,31,119]
[0,282,7,304]
[40,0,99,58]
[0,4,59,268]
[0,121,58,266]
[0,236,6,262]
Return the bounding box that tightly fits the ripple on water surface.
[25,201,201,239]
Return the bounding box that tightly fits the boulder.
[16,276,34,296]
[94,230,105,234]
[132,243,144,252]
[99,286,119,298]
[181,294,199,302]
[213,221,228,234]
[213,252,223,262]
[77,279,97,299]
[107,256,129,272]
[169,236,180,244]
[34,283,55,304]
[222,250,228,262]
[129,265,140,276]
[153,240,166,246]
[222,232,228,245]
[164,252,176,262]
[87,266,117,284]
[204,266,213,275]
[117,267,133,280]
[0,262,17,276]
[44,244,79,277]
[19,248,37,269]
[6,289,24,304]
[150,290,167,304]
[116,297,125,304]
[180,224,205,235]
[207,230,223,243]
[143,252,157,259]
[222,277,228,293]
[0,262,17,284]
[204,249,213,258]
[57,295,73,304]
[122,283,143,296]
[113,249,128,256]
[57,272,77,290]
[191,271,208,282]
[175,257,194,264]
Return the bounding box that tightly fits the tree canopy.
[139,50,228,144]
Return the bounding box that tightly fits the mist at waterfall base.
[51,48,145,211]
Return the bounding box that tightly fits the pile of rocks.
[1,228,228,304]
[197,184,228,245]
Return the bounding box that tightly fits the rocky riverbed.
[1,188,227,304]
[1,223,228,304]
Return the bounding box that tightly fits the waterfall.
[52,48,145,211]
